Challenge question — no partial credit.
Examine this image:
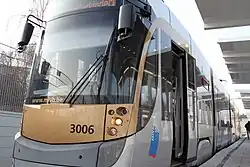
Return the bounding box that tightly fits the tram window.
[201,101,205,124]
[199,100,203,124]
[196,65,213,125]
[138,31,158,130]
[207,108,211,125]
[214,87,219,113]
[220,120,224,127]
[160,30,172,121]
[161,79,172,121]
[188,55,195,90]
[195,67,201,88]
[196,66,210,91]
[205,99,212,125]
[187,89,196,129]
[199,99,212,125]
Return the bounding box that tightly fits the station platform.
[200,138,249,167]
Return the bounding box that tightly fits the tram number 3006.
[70,124,95,134]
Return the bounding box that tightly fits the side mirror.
[17,22,34,51]
[117,4,136,42]
[40,61,50,75]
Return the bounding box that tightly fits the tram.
[13,0,241,166]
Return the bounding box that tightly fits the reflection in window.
[196,65,212,125]
[77,60,84,82]
[196,66,210,91]
[188,55,195,90]
[138,31,158,130]
[162,80,172,121]
[188,89,196,129]
[198,98,213,125]
[160,30,172,121]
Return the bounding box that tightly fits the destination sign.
[49,0,116,17]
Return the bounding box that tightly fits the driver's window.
[138,30,159,130]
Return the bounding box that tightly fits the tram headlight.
[107,127,118,136]
[108,110,115,115]
[111,117,123,126]
[97,138,126,167]
[116,107,128,116]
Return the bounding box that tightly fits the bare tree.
[0,51,12,65]
[29,0,50,20]
[22,0,50,65]
[0,1,50,112]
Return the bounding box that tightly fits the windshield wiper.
[96,28,116,103]
[63,54,105,104]
[63,28,116,105]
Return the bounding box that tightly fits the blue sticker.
[148,126,159,158]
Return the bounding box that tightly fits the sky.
[0,0,248,113]
[0,0,32,46]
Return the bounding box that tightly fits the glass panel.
[188,89,195,129]
[147,0,170,23]
[160,30,172,121]
[169,10,190,46]
[26,12,148,105]
[196,64,213,125]
[138,30,158,130]
[188,55,195,89]
[48,0,117,17]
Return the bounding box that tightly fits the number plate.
[70,124,95,134]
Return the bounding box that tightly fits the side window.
[187,55,196,128]
[214,88,218,112]
[221,120,225,127]
[196,66,210,91]
[198,100,202,124]
[196,66,213,125]
[188,55,195,90]
[138,30,158,130]
[215,89,220,128]
[188,89,196,129]
[160,30,172,121]
[225,97,230,127]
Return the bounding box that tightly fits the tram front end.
[13,0,152,166]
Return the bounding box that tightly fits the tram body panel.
[14,159,60,167]
[14,132,130,167]
[22,104,106,143]
[131,106,173,167]
[109,135,135,167]
[14,132,101,167]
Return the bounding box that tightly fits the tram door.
[162,55,182,158]
[170,43,186,162]
[160,30,187,165]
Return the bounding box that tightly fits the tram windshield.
[25,10,145,105]
[48,0,117,17]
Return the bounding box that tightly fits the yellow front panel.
[22,104,106,144]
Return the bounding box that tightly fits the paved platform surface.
[200,138,250,167]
